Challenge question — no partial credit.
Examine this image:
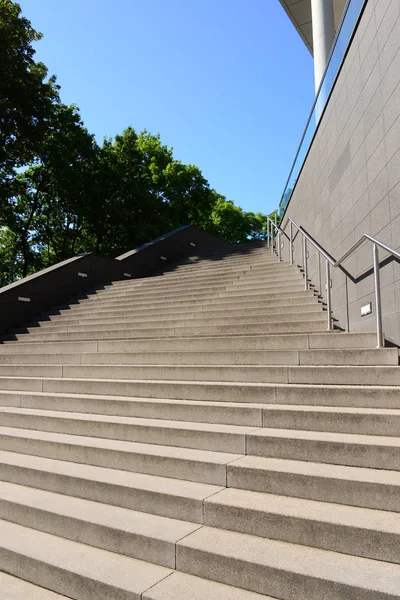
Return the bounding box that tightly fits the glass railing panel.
[279,0,367,216]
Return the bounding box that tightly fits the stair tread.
[0,519,172,595]
[231,455,400,484]
[1,374,400,390]
[0,572,67,599]
[0,406,259,434]
[143,572,272,600]
[177,526,400,595]
[0,481,201,541]
[249,427,400,447]
[206,487,400,533]
[0,426,242,463]
[0,449,223,500]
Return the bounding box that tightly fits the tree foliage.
[0,1,271,285]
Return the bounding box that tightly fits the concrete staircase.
[0,241,400,599]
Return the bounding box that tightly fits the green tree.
[0,0,59,207]
[5,103,98,277]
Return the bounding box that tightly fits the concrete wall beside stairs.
[282,0,400,345]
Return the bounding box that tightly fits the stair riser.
[95,274,303,298]
[0,350,302,366]
[0,365,398,385]
[262,409,400,435]
[141,264,295,282]
[61,290,316,311]
[0,334,313,353]
[247,435,400,471]
[217,286,307,300]
[0,378,398,408]
[28,312,325,332]
[0,548,141,600]
[228,464,400,512]
[0,393,263,426]
[175,544,380,600]
[0,461,205,523]
[0,498,178,568]
[0,434,229,485]
[78,283,306,305]
[96,274,303,297]
[0,348,396,367]
[106,270,299,292]
[46,301,321,322]
[50,296,319,318]
[92,283,237,299]
[204,502,400,565]
[12,320,329,341]
[0,413,248,454]
[161,259,282,272]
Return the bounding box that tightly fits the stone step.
[262,405,400,435]
[176,525,400,599]
[41,304,323,328]
[0,426,241,485]
[0,363,398,385]
[204,487,400,563]
[61,289,317,311]
[0,391,264,425]
[3,332,376,353]
[26,310,326,333]
[0,450,221,522]
[0,407,257,453]
[0,481,200,568]
[143,572,272,600]
[11,319,330,341]
[247,427,400,470]
[0,519,172,599]
[160,258,281,272]
[106,265,299,289]
[45,299,321,322]
[217,285,307,300]
[232,272,304,285]
[0,572,68,599]
[99,270,303,291]
[138,263,293,283]
[225,279,306,293]
[0,347,397,367]
[51,294,319,317]
[81,289,223,304]
[96,272,303,297]
[92,282,235,299]
[228,455,400,512]
[1,376,400,407]
[78,282,306,305]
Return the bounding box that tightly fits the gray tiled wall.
[283,0,400,344]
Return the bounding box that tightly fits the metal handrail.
[282,217,400,348]
[265,215,290,262]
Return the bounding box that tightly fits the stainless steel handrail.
[265,215,290,262]
[284,217,400,347]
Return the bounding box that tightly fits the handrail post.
[271,222,274,255]
[372,243,384,348]
[266,219,269,248]
[303,235,309,290]
[289,221,293,265]
[325,259,332,330]
[277,231,281,262]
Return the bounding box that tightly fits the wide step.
[0,519,172,599]
[176,526,400,599]
[0,481,200,568]
[0,426,241,485]
[0,450,222,522]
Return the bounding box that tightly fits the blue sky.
[19,0,314,215]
